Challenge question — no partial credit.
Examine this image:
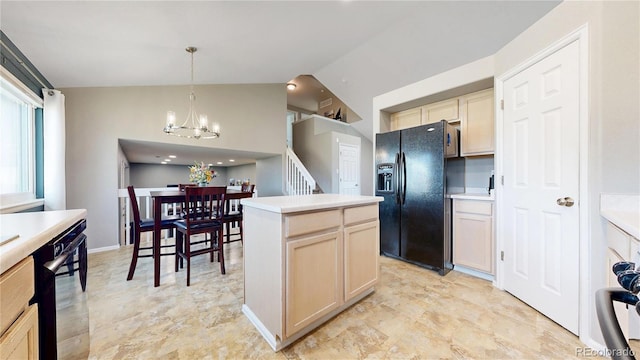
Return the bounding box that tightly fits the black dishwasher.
[32,218,89,360]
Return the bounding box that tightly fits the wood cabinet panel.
[0,256,34,335]
[344,221,379,301]
[285,231,342,337]
[0,304,38,360]
[285,209,341,238]
[344,204,378,226]
[461,89,495,156]
[421,98,459,124]
[390,108,421,131]
[453,200,494,274]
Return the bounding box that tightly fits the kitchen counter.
[601,194,639,239]
[0,209,87,273]
[241,194,381,351]
[241,193,383,213]
[448,192,494,201]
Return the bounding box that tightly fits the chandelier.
[164,47,220,139]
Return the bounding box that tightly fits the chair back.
[127,186,142,230]
[225,191,254,215]
[179,183,196,191]
[183,186,226,227]
[241,184,255,193]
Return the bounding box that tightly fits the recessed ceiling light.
[208,163,213,167]
[164,159,171,162]
[161,161,167,164]
[286,83,296,91]
[168,155,176,158]
[229,159,235,162]
[217,161,223,165]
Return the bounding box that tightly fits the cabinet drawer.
[608,222,631,260]
[285,209,341,238]
[344,204,378,226]
[0,303,38,360]
[0,257,35,335]
[454,200,492,216]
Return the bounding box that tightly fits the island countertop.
[0,209,87,273]
[241,194,383,214]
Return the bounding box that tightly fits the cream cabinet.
[452,199,494,275]
[421,98,459,124]
[460,88,495,156]
[0,256,38,360]
[242,196,381,351]
[390,107,421,131]
[285,230,342,337]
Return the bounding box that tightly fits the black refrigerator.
[375,120,463,275]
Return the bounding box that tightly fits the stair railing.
[284,147,316,195]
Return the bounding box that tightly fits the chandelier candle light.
[164,47,220,139]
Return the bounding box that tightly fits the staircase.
[284,147,317,195]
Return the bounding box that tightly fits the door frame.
[495,24,589,338]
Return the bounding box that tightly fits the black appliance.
[32,218,89,360]
[375,120,463,275]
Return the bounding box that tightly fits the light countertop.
[448,192,495,201]
[601,194,639,239]
[241,194,383,214]
[0,209,87,274]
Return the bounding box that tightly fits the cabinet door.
[422,98,459,124]
[461,89,494,156]
[285,231,342,337]
[344,221,379,302]
[390,107,421,131]
[453,206,493,274]
[0,304,38,360]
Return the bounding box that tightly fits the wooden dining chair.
[126,185,181,281]
[241,184,255,193]
[223,191,254,244]
[174,186,226,286]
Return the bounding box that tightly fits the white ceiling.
[1,1,561,166]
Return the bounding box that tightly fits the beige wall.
[63,83,286,250]
[493,0,639,347]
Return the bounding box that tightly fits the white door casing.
[339,143,360,195]
[501,40,581,334]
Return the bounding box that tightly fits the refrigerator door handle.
[402,152,407,205]
[395,152,401,204]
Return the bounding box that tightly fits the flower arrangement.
[188,161,216,185]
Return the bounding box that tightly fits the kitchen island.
[240,194,383,351]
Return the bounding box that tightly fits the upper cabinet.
[389,107,421,131]
[460,89,495,156]
[388,88,495,157]
[421,98,459,124]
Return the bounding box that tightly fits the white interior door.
[502,40,580,334]
[339,143,360,195]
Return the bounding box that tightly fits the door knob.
[556,197,575,207]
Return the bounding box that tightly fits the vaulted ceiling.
[1,1,561,165]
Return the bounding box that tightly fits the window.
[0,75,37,208]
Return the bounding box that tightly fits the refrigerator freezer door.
[375,130,401,257]
[399,122,447,271]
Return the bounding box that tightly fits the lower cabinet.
[453,199,494,274]
[0,256,38,360]
[243,201,380,351]
[285,231,342,337]
[344,221,379,302]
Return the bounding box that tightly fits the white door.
[339,143,360,195]
[502,40,580,334]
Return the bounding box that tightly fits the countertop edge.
[448,193,495,201]
[0,209,87,274]
[242,195,383,214]
[601,209,640,240]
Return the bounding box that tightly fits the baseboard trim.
[87,245,120,254]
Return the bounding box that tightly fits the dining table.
[149,188,244,287]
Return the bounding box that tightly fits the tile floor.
[83,238,606,359]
